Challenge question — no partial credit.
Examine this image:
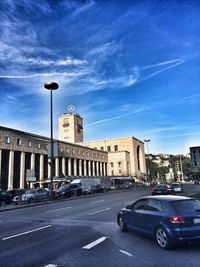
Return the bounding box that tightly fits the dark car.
[117,195,200,249]
[152,184,173,195]
[54,184,82,199]
[0,190,12,205]
[54,185,71,199]
[7,189,26,199]
[89,184,105,194]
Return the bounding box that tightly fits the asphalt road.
[0,184,200,267]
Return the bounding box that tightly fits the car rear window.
[172,200,200,212]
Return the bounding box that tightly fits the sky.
[0,0,200,155]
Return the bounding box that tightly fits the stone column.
[96,161,99,176]
[39,154,44,186]
[84,160,87,176]
[55,158,59,177]
[20,152,25,189]
[74,158,77,176]
[68,158,72,176]
[31,153,35,173]
[62,157,66,176]
[8,150,14,189]
[88,161,91,176]
[79,159,83,176]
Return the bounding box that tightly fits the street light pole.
[44,81,59,198]
[144,139,151,181]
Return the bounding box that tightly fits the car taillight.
[169,215,185,223]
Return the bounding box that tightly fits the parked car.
[152,184,173,195]
[7,189,26,199]
[0,190,12,205]
[54,184,82,199]
[83,184,105,194]
[117,195,200,249]
[71,179,98,194]
[170,183,184,193]
[54,185,71,199]
[13,188,49,204]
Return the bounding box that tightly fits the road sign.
[26,169,36,182]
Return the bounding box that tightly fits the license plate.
[193,218,200,224]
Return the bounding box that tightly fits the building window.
[111,170,114,176]
[110,162,114,168]
[64,118,69,123]
[87,152,90,156]
[17,138,22,146]
[118,162,121,167]
[46,144,48,150]
[114,145,118,152]
[107,146,111,152]
[119,169,122,174]
[38,143,41,149]
[194,161,197,166]
[28,141,32,147]
[100,146,104,151]
[60,147,63,152]
[5,136,10,144]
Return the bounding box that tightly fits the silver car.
[13,188,49,204]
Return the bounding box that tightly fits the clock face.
[68,105,75,112]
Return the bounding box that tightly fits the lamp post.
[44,81,59,198]
[144,139,151,181]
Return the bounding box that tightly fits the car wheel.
[155,226,173,249]
[118,215,127,232]
[29,198,34,204]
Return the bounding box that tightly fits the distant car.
[54,184,82,199]
[194,180,200,184]
[152,184,173,195]
[91,184,105,193]
[13,188,49,204]
[117,195,200,249]
[170,183,183,193]
[0,190,12,205]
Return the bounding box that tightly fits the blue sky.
[0,0,200,155]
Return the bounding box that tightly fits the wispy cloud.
[87,106,151,126]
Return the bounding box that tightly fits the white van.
[71,179,98,194]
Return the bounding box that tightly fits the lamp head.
[44,82,59,90]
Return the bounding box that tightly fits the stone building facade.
[0,126,107,190]
[81,137,146,178]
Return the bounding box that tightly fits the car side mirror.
[126,205,132,210]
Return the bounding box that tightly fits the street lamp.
[144,139,151,181]
[44,81,59,198]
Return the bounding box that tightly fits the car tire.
[118,215,127,232]
[29,198,34,204]
[155,226,174,249]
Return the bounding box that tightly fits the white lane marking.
[119,250,133,257]
[2,225,52,241]
[89,208,111,215]
[83,236,108,249]
[90,200,105,204]
[46,207,71,213]
[44,265,57,267]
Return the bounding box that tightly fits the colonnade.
[0,149,107,190]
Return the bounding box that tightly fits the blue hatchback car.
[117,195,200,249]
